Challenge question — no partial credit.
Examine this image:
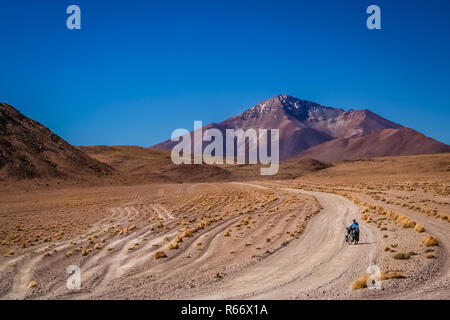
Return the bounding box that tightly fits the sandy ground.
[0,178,448,299]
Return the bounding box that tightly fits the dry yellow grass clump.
[27,280,38,289]
[396,215,416,228]
[182,228,193,238]
[351,274,371,290]
[422,236,439,247]
[168,242,178,250]
[351,270,406,290]
[3,249,15,257]
[154,250,167,259]
[414,224,425,233]
[381,271,406,280]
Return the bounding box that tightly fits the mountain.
[0,103,114,181]
[297,127,450,163]
[152,94,409,160]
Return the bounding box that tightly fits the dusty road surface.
[0,181,448,300]
[191,184,380,299]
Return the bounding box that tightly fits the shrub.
[394,253,411,260]
[414,224,425,233]
[154,250,167,259]
[182,228,193,238]
[168,242,178,250]
[381,271,406,280]
[27,281,38,289]
[351,274,370,290]
[175,235,183,243]
[422,236,439,247]
[3,249,14,257]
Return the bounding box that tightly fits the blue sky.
[0,0,449,146]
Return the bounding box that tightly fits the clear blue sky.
[1,0,449,146]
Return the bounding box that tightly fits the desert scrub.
[351,274,371,290]
[422,236,439,247]
[414,224,425,233]
[27,281,38,289]
[381,271,406,280]
[3,249,14,257]
[182,228,193,238]
[352,271,406,290]
[154,250,167,259]
[168,242,178,250]
[393,252,417,260]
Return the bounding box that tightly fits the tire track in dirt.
[191,183,380,299]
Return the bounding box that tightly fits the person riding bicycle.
[348,219,360,243]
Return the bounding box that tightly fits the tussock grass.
[154,250,167,259]
[168,242,178,250]
[394,252,412,260]
[393,251,416,260]
[422,236,439,247]
[27,281,38,289]
[381,271,406,280]
[182,228,193,238]
[352,270,406,290]
[414,224,425,233]
[3,249,14,257]
[351,274,370,290]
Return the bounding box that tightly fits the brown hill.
[79,145,329,182]
[297,127,450,163]
[152,94,403,160]
[0,103,114,181]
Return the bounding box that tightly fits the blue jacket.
[349,222,359,231]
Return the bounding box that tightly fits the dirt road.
[191,184,380,299]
